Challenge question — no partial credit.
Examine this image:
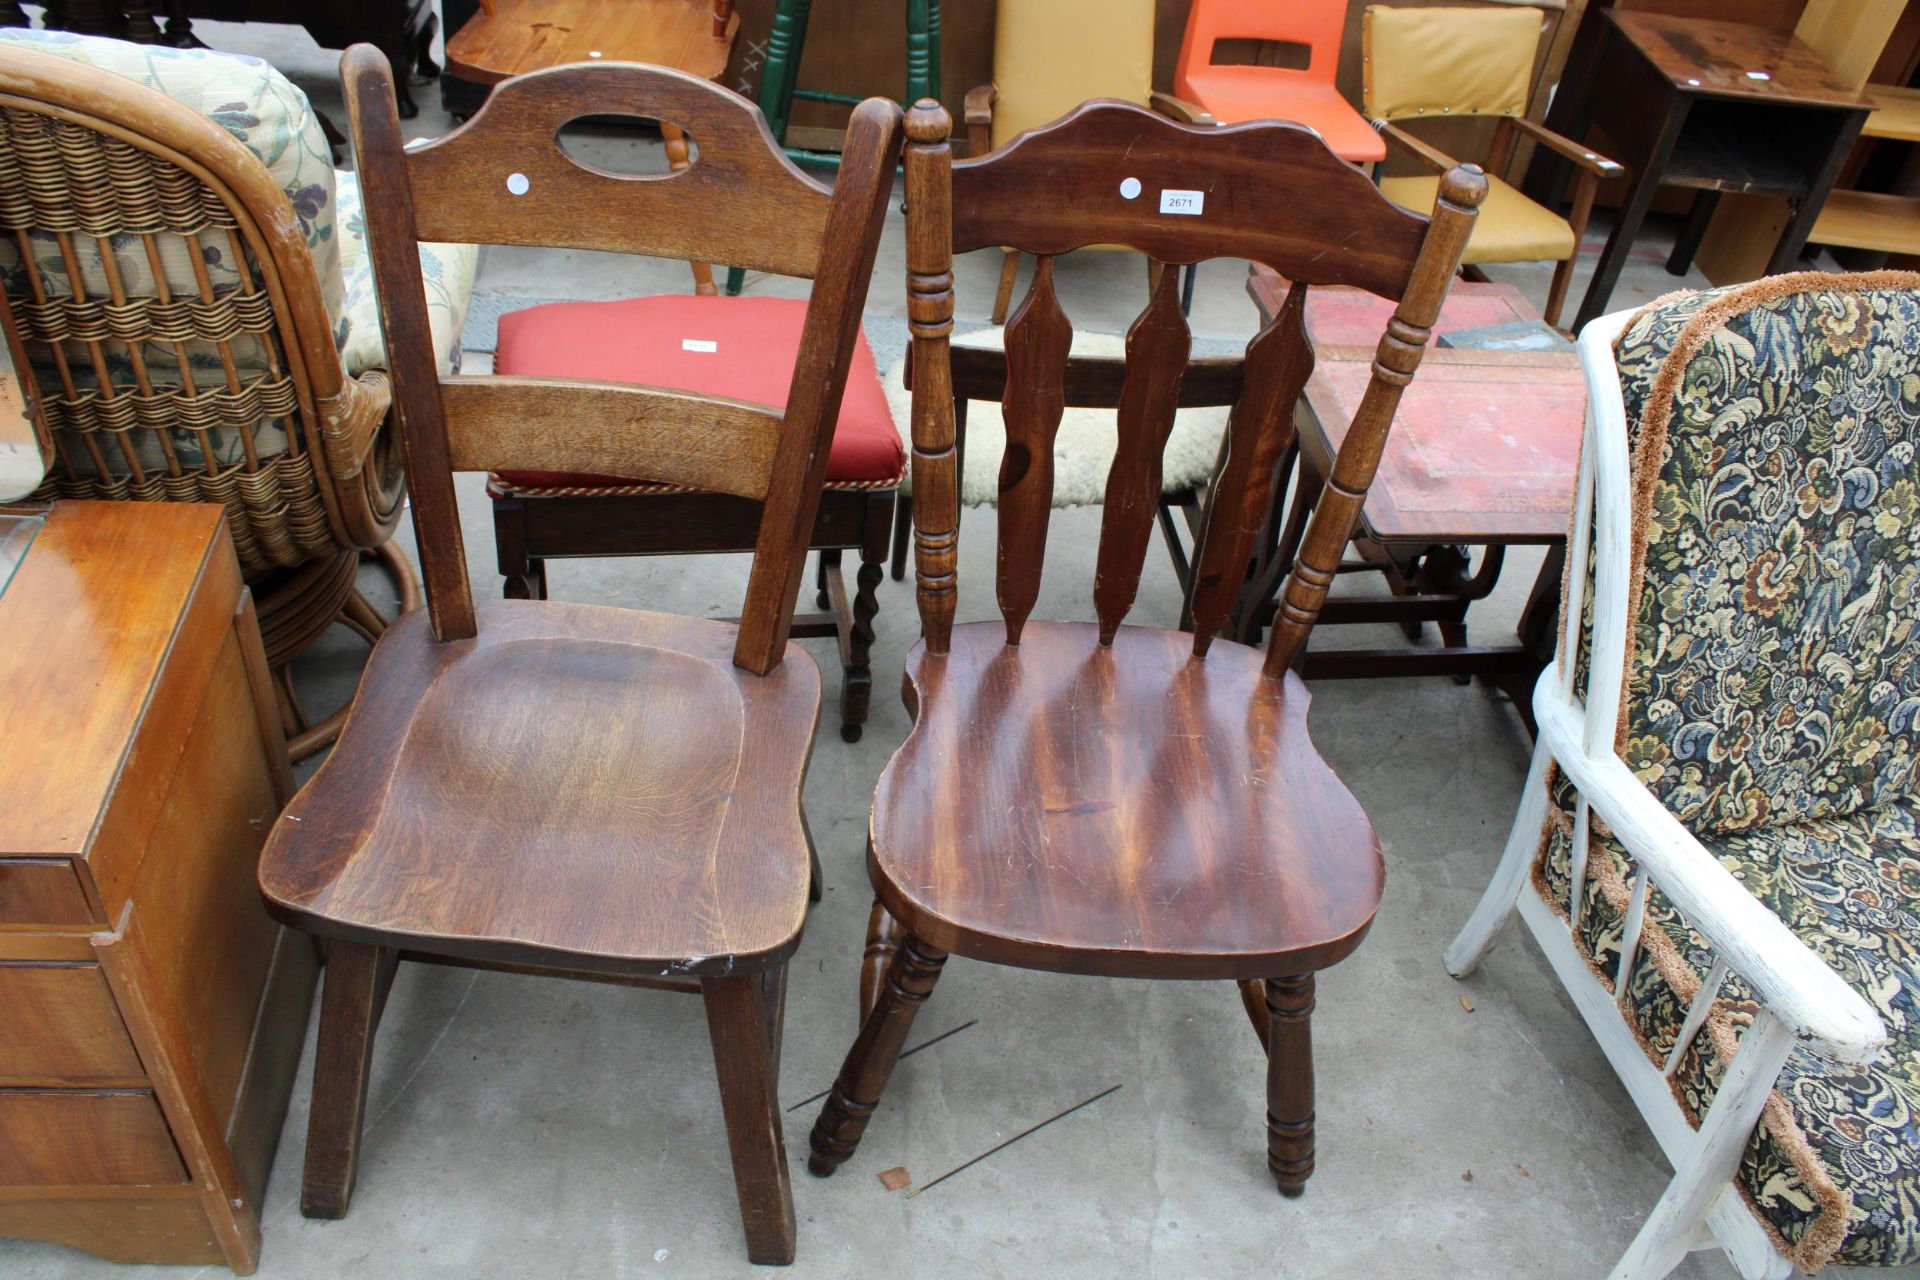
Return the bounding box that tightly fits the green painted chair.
[723,0,939,295]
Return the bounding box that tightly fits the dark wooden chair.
[808,100,1483,1198]
[257,48,902,1266]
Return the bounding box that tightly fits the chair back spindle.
[996,252,1072,642]
[344,48,904,667]
[904,97,1484,672]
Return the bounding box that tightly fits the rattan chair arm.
[318,369,394,482]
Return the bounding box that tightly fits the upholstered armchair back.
[1603,275,1920,835]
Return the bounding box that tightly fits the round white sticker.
[506,172,531,196]
[1119,177,1142,200]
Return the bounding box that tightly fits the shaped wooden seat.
[256,51,903,1266]
[807,101,1483,1203]
[873,619,1380,978]
[261,599,817,975]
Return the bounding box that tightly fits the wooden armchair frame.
[1446,312,1886,1280]
[1375,113,1620,327]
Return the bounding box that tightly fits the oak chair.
[808,99,1483,1198]
[0,32,476,758]
[1449,275,1920,1278]
[1363,4,1621,328]
[1173,0,1384,165]
[257,49,903,1266]
[968,0,1213,324]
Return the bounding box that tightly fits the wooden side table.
[1547,12,1872,331]
[0,501,314,1273]
[1243,269,1585,729]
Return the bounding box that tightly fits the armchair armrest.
[1512,117,1623,178]
[964,82,995,156]
[1375,120,1454,174]
[1533,690,1886,1066]
[317,369,394,482]
[1148,91,1214,126]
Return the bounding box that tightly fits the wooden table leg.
[1573,100,1690,332]
[1266,973,1315,1197]
[1767,110,1870,274]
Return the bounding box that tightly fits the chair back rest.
[1603,273,1920,835]
[901,99,1483,678]
[0,41,372,573]
[1362,5,1542,122]
[990,0,1153,150]
[342,49,903,672]
[1176,0,1350,89]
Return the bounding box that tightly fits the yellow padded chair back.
[991,0,1154,149]
[1363,5,1542,122]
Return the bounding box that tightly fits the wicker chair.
[0,32,475,758]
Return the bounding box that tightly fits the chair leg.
[808,930,947,1176]
[1444,735,1555,977]
[815,548,837,610]
[660,124,718,295]
[1265,973,1315,1197]
[890,492,913,581]
[301,941,397,1219]
[839,549,882,744]
[502,559,547,602]
[859,898,906,1023]
[703,973,797,1266]
[990,248,1020,325]
[1547,168,1601,329]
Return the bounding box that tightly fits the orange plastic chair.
[1174,0,1383,164]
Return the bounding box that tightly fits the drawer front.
[0,1090,187,1185]
[0,964,144,1085]
[0,859,95,927]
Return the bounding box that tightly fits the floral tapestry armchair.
[1449,273,1920,1277]
[0,29,475,755]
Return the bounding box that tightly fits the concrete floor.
[9,14,1915,1280]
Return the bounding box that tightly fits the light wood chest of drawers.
[0,500,317,1273]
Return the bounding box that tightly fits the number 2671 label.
[1159,189,1204,216]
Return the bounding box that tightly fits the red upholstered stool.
[487,294,904,741]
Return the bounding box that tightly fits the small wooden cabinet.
[0,500,315,1273]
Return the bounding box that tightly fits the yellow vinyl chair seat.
[1378,173,1574,264]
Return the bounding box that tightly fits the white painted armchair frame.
[1446,311,1889,1280]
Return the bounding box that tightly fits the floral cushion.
[334,169,475,377]
[1535,274,1920,1270]
[0,28,343,317]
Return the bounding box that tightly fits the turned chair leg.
[809,931,947,1176]
[859,898,906,1022]
[661,123,718,296]
[840,548,882,743]
[302,941,398,1219]
[1265,974,1315,1196]
[703,972,797,1266]
[889,492,912,581]
[504,558,547,601]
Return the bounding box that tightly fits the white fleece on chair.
[885,328,1230,508]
